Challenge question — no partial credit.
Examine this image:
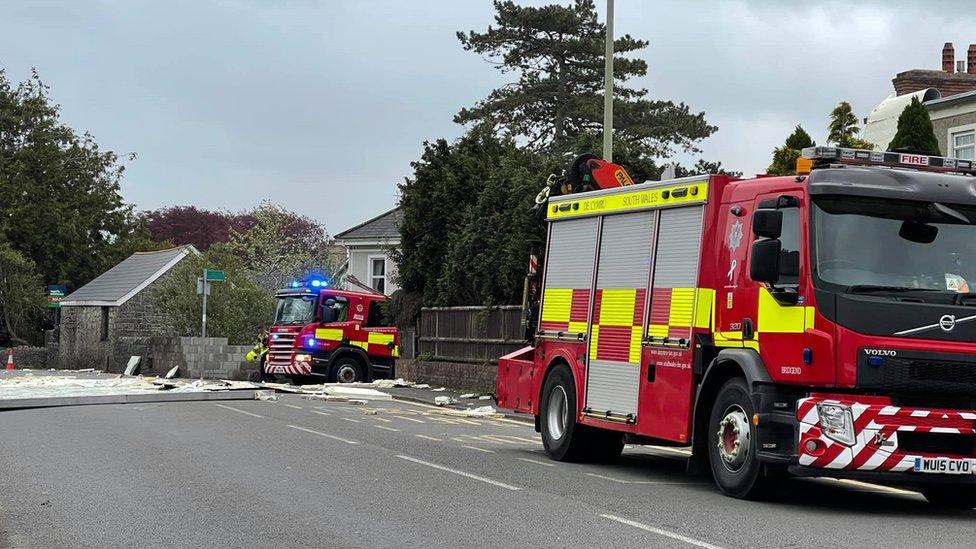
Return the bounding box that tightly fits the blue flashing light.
[291,281,300,288]
[306,337,317,349]
[802,347,813,365]
[867,356,885,367]
[310,279,321,287]
[271,334,280,341]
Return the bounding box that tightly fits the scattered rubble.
[434,396,456,406]
[431,387,447,392]
[348,399,368,406]
[459,393,476,399]
[426,405,502,419]
[478,395,492,400]
[254,390,278,401]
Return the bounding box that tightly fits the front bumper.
[795,395,976,475]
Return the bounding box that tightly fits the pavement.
[0,393,974,548]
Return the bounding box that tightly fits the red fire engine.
[498,147,976,507]
[264,278,399,384]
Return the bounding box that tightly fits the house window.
[953,130,975,160]
[369,256,386,294]
[100,306,110,341]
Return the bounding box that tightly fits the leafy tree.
[153,245,274,345]
[145,206,255,250]
[0,242,46,344]
[394,125,552,307]
[456,0,715,157]
[888,97,941,155]
[828,101,874,149]
[0,69,148,290]
[767,125,816,176]
[226,201,341,293]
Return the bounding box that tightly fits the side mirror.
[324,298,336,308]
[750,239,782,284]
[752,209,783,239]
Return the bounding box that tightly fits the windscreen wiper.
[846,285,941,294]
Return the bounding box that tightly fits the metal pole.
[201,268,208,339]
[602,0,614,162]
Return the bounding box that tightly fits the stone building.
[333,207,402,295]
[58,246,197,372]
[864,42,976,157]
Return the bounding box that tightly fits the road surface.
[0,394,972,548]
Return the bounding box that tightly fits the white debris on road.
[478,395,492,400]
[254,390,278,401]
[0,372,252,400]
[434,396,456,406]
[459,393,476,399]
[431,387,447,392]
[426,405,502,419]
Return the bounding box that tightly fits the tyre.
[919,484,976,509]
[331,357,364,384]
[539,364,590,461]
[707,377,765,498]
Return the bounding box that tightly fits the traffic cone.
[5,350,13,371]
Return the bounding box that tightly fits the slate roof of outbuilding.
[333,207,402,241]
[61,245,198,306]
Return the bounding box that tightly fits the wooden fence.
[417,306,525,363]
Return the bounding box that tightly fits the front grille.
[899,432,976,457]
[858,351,976,396]
[268,332,297,366]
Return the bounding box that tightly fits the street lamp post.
[603,0,614,162]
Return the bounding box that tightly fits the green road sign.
[205,269,226,282]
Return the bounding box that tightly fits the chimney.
[943,42,955,73]
[969,44,976,75]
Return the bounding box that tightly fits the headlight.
[817,403,856,446]
[293,353,312,363]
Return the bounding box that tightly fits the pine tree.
[828,101,874,149]
[888,97,941,155]
[784,125,815,150]
[767,126,815,175]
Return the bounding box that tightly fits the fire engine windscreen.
[274,295,317,325]
[813,196,976,293]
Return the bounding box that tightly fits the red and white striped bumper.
[264,361,312,376]
[797,395,976,472]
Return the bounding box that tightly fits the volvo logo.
[864,349,897,357]
[939,314,956,332]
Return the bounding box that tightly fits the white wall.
[345,245,400,295]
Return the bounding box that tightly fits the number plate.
[273,366,286,374]
[913,457,975,475]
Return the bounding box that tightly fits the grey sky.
[2,1,973,235]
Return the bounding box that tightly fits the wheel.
[707,377,765,498]
[331,358,364,384]
[539,364,591,461]
[919,484,976,509]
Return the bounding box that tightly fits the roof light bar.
[800,146,976,176]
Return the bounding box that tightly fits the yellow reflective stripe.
[599,288,636,326]
[805,306,816,329]
[315,328,344,341]
[713,331,743,348]
[392,346,400,358]
[367,332,395,345]
[694,288,715,329]
[757,288,813,333]
[541,288,572,322]
[351,341,368,350]
[548,181,708,220]
[647,324,668,338]
[629,325,642,363]
[668,288,695,327]
[589,325,600,356]
[568,321,588,333]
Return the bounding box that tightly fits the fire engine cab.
[498,147,976,507]
[265,279,399,384]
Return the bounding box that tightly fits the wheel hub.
[716,406,750,472]
[547,386,569,440]
[336,365,357,383]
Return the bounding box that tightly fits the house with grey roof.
[58,246,198,371]
[333,207,402,295]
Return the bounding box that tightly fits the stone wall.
[151,336,257,381]
[396,359,496,394]
[58,271,176,373]
[5,346,48,370]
